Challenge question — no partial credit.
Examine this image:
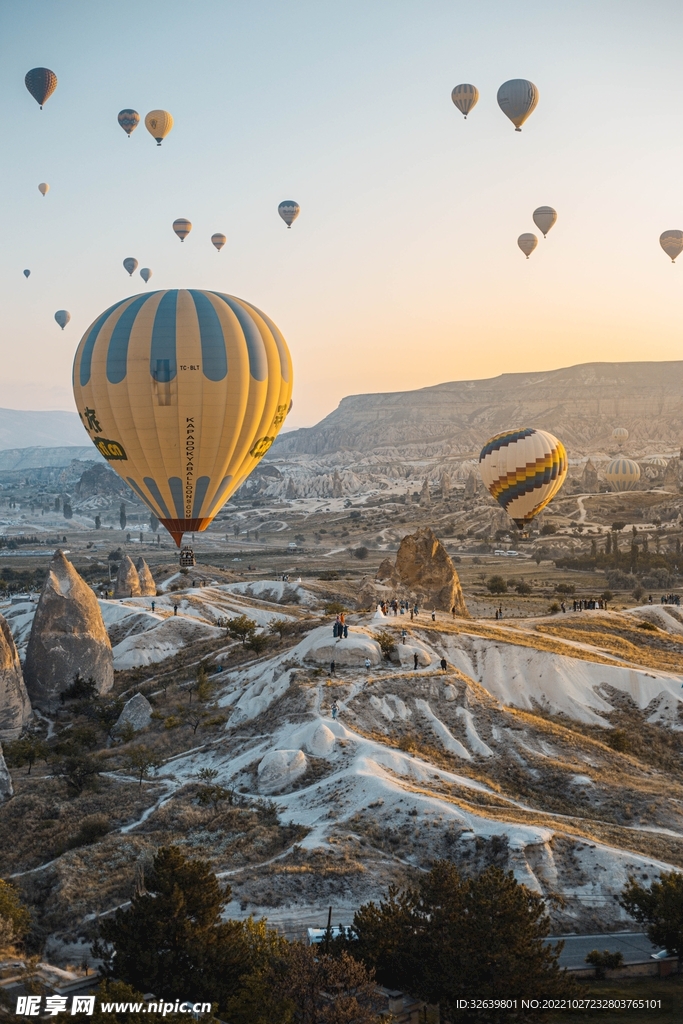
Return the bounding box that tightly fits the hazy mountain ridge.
[0,409,87,451]
[275,361,683,459]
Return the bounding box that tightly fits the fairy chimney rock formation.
[419,478,431,507]
[0,614,31,742]
[388,527,469,615]
[582,459,599,493]
[23,550,114,709]
[115,556,142,599]
[136,558,156,597]
[0,744,12,802]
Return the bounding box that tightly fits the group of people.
[660,593,681,605]
[332,613,349,639]
[378,599,420,619]
[572,598,608,611]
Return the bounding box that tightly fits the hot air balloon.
[123,257,138,276]
[533,206,557,237]
[660,230,683,263]
[173,218,192,242]
[25,67,57,108]
[605,458,640,492]
[145,110,173,145]
[497,79,538,131]
[72,289,293,548]
[451,84,479,119]
[211,233,226,251]
[23,270,30,279]
[612,427,628,445]
[140,268,153,283]
[647,456,667,468]
[38,183,49,197]
[518,233,538,258]
[118,109,140,137]
[278,201,300,228]
[55,310,70,331]
[479,427,567,529]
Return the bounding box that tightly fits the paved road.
[548,932,661,969]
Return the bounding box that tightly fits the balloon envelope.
[145,109,173,145]
[479,427,567,528]
[518,233,538,258]
[451,84,479,118]
[660,230,683,263]
[173,218,192,242]
[38,183,49,196]
[533,206,557,237]
[497,79,538,130]
[605,458,640,492]
[140,268,152,283]
[55,310,70,330]
[72,289,293,546]
[23,270,30,278]
[25,67,57,108]
[211,233,226,251]
[118,109,140,136]
[612,427,628,441]
[123,257,138,276]
[278,201,300,228]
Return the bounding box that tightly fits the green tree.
[268,618,295,641]
[124,747,162,789]
[0,878,31,945]
[486,575,507,595]
[225,614,258,646]
[3,734,48,775]
[620,871,683,969]
[372,630,396,660]
[584,949,624,979]
[71,979,203,1024]
[95,846,266,1011]
[51,753,102,795]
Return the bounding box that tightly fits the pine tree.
[621,872,683,970]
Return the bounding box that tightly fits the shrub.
[323,600,346,615]
[601,590,613,602]
[549,602,561,614]
[354,546,369,560]
[486,575,507,595]
[555,583,575,596]
[373,630,396,660]
[638,620,657,631]
[515,581,532,596]
[541,524,557,535]
[65,814,110,851]
[585,949,624,979]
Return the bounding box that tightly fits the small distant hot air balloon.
[497,79,538,131]
[118,109,140,137]
[173,218,192,242]
[533,206,557,238]
[605,458,640,492]
[123,257,138,276]
[612,427,628,445]
[23,270,30,279]
[145,110,173,146]
[278,201,300,228]
[72,289,293,548]
[660,230,683,263]
[451,84,479,119]
[518,233,538,258]
[479,427,567,529]
[25,67,57,109]
[38,183,49,197]
[140,268,152,283]
[211,233,226,252]
[54,310,70,331]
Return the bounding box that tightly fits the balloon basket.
[179,546,196,569]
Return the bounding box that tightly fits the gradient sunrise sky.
[2,0,683,428]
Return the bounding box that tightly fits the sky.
[2,0,683,430]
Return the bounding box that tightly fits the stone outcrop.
[419,478,431,506]
[115,692,152,733]
[385,527,469,615]
[464,471,479,497]
[257,749,308,793]
[0,614,31,742]
[115,556,141,599]
[376,558,394,581]
[23,550,114,709]
[135,558,156,597]
[582,459,599,493]
[0,743,12,802]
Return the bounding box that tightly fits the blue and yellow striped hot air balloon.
[605,458,640,492]
[479,427,567,528]
[72,290,293,546]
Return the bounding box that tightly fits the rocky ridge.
[0,614,31,741]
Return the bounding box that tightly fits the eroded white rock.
[257,749,308,793]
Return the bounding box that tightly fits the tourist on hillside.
[440,657,447,672]
[364,657,371,672]
[330,659,336,675]
[413,652,419,671]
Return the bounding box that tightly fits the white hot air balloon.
[451,84,479,119]
[605,458,640,492]
[38,182,49,197]
[660,230,683,263]
[533,206,557,238]
[518,233,538,258]
[497,79,539,131]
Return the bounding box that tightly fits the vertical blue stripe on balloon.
[189,291,228,381]
[207,475,233,514]
[211,293,267,381]
[168,477,184,518]
[78,297,129,386]
[247,302,290,383]
[126,478,155,513]
[151,290,178,382]
[107,295,151,384]
[192,476,211,518]
[143,477,171,519]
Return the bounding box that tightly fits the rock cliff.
[0,743,12,802]
[0,615,31,741]
[23,550,114,709]
[384,527,469,615]
[135,558,156,597]
[114,556,141,599]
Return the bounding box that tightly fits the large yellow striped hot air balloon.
[479,427,567,528]
[72,290,293,546]
[145,109,173,145]
[605,458,640,492]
